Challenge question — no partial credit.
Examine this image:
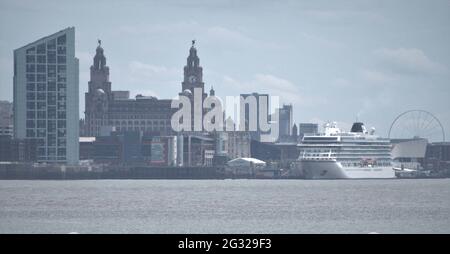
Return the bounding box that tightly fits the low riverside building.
[425,142,450,175]
[0,135,37,162]
[79,136,95,160]
[89,131,178,166]
[250,140,281,162]
[0,101,13,137]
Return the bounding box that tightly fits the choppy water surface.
[1,179,449,233]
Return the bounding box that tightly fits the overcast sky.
[1,0,449,139]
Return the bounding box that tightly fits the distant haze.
[1,0,449,138]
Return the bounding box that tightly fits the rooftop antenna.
[98,39,101,46]
[192,39,196,46]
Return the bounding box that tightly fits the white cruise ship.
[297,122,395,179]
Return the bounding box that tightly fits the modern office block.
[14,27,79,164]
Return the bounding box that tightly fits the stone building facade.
[84,41,176,137]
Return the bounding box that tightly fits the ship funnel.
[350,122,365,133]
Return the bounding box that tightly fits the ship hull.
[300,160,396,179]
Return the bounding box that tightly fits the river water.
[1,179,449,233]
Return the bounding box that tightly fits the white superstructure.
[297,122,395,179]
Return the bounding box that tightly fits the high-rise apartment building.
[14,27,79,164]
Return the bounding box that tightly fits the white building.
[14,27,79,164]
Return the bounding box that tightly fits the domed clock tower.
[181,40,207,99]
[85,40,112,136]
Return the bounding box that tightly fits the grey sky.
[1,0,449,139]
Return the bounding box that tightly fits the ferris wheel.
[388,110,445,142]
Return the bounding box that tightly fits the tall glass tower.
[14,27,79,164]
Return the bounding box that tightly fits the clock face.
[188,75,197,83]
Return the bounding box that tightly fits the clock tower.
[178,40,209,132]
[85,40,111,137]
[181,40,206,99]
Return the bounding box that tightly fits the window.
[37,129,46,137]
[26,120,35,128]
[57,65,66,73]
[26,111,35,119]
[37,74,46,82]
[57,111,66,119]
[37,120,46,128]
[37,43,46,54]
[48,134,56,146]
[48,52,56,64]
[58,148,66,156]
[27,92,35,100]
[26,102,35,110]
[57,55,66,63]
[57,120,66,128]
[48,120,56,132]
[48,107,56,119]
[37,55,46,63]
[37,83,46,91]
[57,35,66,45]
[57,83,66,92]
[26,55,35,63]
[26,47,36,54]
[37,111,46,119]
[57,138,66,146]
[48,82,56,91]
[57,129,66,137]
[37,92,46,100]
[37,65,46,73]
[48,148,56,157]
[57,46,66,55]
[48,93,56,105]
[26,83,35,91]
[57,74,66,82]
[26,74,35,82]
[26,64,35,73]
[48,65,56,77]
[57,101,66,110]
[47,39,56,50]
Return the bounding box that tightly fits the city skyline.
[1,0,449,138]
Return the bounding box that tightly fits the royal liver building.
[84,40,214,137]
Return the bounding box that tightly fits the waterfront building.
[278,104,293,140]
[251,140,281,161]
[0,135,37,162]
[0,101,13,136]
[13,27,79,164]
[178,40,209,132]
[84,40,176,137]
[79,136,95,160]
[391,138,428,170]
[84,40,218,137]
[425,142,450,173]
[176,133,215,167]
